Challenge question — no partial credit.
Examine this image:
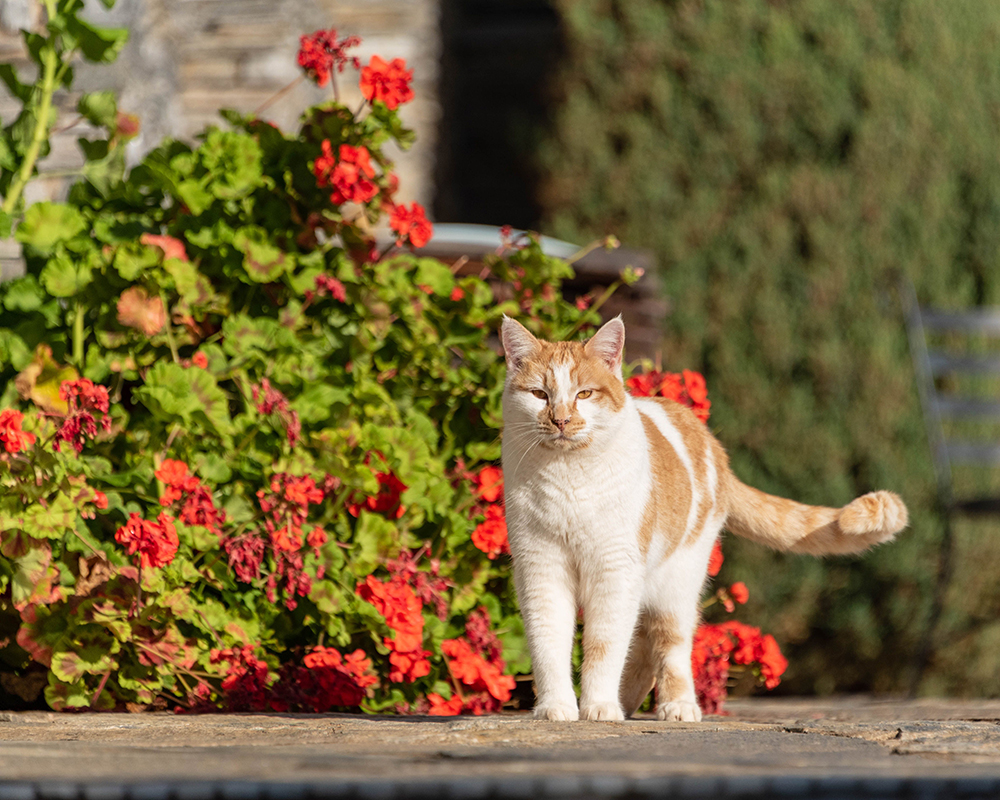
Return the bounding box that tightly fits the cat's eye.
[531,389,548,400]
[577,390,593,400]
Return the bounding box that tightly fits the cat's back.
[632,397,728,558]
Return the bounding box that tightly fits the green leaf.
[10,545,59,609]
[414,259,455,296]
[51,642,116,683]
[16,203,86,254]
[1,494,78,540]
[293,383,349,424]
[113,242,159,280]
[220,313,281,357]
[195,452,232,483]
[0,329,30,370]
[352,511,399,575]
[65,17,128,64]
[40,254,94,297]
[0,64,30,102]
[134,360,234,438]
[77,91,118,128]
[2,275,46,312]
[233,226,290,283]
[45,676,92,710]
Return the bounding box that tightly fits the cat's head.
[500,316,628,451]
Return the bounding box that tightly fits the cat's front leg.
[512,543,580,721]
[578,565,642,722]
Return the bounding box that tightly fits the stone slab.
[3,697,1000,796]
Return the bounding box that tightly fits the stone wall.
[0,0,441,278]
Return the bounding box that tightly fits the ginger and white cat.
[499,316,908,722]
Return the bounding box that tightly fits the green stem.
[72,298,85,366]
[160,290,179,363]
[563,280,622,339]
[2,42,58,215]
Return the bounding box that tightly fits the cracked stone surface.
[3,697,1000,785]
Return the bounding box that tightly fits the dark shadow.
[434,0,563,230]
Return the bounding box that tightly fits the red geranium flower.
[313,141,379,206]
[0,409,35,454]
[389,202,433,249]
[115,512,179,569]
[729,582,749,605]
[427,692,463,716]
[626,368,710,422]
[54,378,111,453]
[360,55,415,110]
[442,637,515,703]
[472,504,508,559]
[707,539,723,577]
[297,28,361,87]
[475,466,503,503]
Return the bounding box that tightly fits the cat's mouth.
[542,430,591,450]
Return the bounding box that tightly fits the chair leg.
[908,509,954,697]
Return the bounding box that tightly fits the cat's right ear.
[500,315,539,373]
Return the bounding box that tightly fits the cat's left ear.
[500,315,539,373]
[585,316,625,378]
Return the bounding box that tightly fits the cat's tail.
[722,475,908,556]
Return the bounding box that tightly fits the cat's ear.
[585,316,625,377]
[500,315,539,372]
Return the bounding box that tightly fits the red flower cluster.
[360,55,414,110]
[252,378,301,448]
[211,646,270,712]
[309,273,347,303]
[427,692,463,716]
[347,456,407,519]
[224,532,266,583]
[356,575,430,683]
[692,621,788,715]
[114,512,179,569]
[189,351,208,369]
[707,539,724,576]
[475,466,503,503]
[389,202,433,249]
[155,459,226,536]
[297,28,361,87]
[314,141,378,206]
[626,369,711,422]
[0,409,35,454]
[296,646,378,710]
[386,546,451,620]
[253,473,328,609]
[54,378,111,453]
[472,505,508,559]
[442,636,515,713]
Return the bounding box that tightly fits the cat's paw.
[533,702,579,721]
[580,701,625,721]
[656,701,702,722]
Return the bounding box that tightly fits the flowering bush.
[0,9,783,715]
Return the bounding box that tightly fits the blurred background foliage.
[524,0,1000,696]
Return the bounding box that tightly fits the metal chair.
[901,278,1000,691]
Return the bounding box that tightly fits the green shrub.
[539,0,1000,694]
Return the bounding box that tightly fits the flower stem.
[1,25,59,215]
[90,669,111,709]
[160,290,179,363]
[72,298,85,366]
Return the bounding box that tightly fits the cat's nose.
[552,417,569,431]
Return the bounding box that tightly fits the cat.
[499,315,908,722]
